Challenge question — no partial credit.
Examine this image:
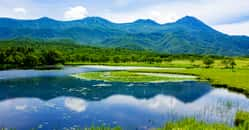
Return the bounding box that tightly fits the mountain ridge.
[0,16,248,56]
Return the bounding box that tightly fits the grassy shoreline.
[129,68,249,97]
[65,58,249,69]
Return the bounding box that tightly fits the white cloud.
[64,6,88,20]
[13,8,27,15]
[113,0,132,7]
[102,0,249,25]
[104,95,181,113]
[15,104,27,110]
[64,97,87,112]
[213,21,249,36]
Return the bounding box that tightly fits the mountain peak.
[81,17,112,24]
[175,16,211,30]
[37,17,56,22]
[176,16,204,24]
[134,19,159,25]
[39,16,50,19]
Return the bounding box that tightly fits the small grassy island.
[72,71,197,83]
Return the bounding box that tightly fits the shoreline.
[135,70,249,98]
[1,64,249,97]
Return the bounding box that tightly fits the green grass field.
[66,58,249,69]
[130,68,249,96]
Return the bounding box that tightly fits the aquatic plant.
[72,71,196,83]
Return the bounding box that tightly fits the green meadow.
[129,68,249,96]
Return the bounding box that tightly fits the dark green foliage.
[203,58,214,68]
[0,39,229,69]
[0,16,249,56]
[41,50,65,65]
[230,60,237,69]
[0,39,158,69]
[222,58,237,69]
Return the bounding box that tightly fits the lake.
[0,66,249,130]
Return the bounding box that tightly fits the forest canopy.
[0,39,226,69]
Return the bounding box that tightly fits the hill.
[0,16,249,56]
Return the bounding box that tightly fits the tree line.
[0,39,235,69]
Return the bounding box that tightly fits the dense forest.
[0,39,228,69]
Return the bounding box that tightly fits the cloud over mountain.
[64,6,88,20]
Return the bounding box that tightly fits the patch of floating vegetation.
[136,73,197,78]
[71,71,197,83]
[93,83,112,87]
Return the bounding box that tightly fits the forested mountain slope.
[0,16,249,56]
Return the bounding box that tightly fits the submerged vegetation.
[72,71,196,82]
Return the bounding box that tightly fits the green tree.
[221,58,236,70]
[24,54,39,67]
[5,55,15,64]
[221,59,230,68]
[230,59,236,70]
[42,50,65,65]
[113,56,121,63]
[203,58,214,68]
[13,54,24,65]
[0,51,6,64]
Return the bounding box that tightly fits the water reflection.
[0,89,248,130]
[0,66,100,80]
[64,97,87,112]
[0,69,248,130]
[0,77,211,103]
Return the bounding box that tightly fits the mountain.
[0,16,249,56]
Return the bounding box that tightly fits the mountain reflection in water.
[0,77,211,102]
[0,68,248,130]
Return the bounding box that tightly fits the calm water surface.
[0,66,249,130]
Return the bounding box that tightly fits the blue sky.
[0,0,249,36]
